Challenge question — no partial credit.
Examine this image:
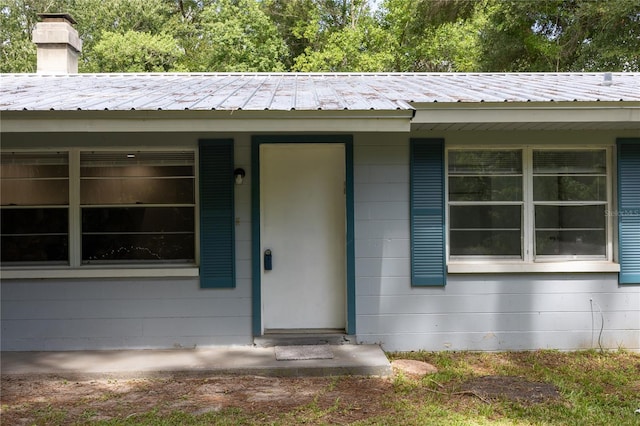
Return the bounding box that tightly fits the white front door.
[260,144,346,331]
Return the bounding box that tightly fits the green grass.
[10,350,640,425]
[385,350,640,426]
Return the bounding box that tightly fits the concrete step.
[254,333,356,347]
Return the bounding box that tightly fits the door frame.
[251,135,355,336]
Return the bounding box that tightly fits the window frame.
[1,151,70,266]
[79,150,197,265]
[445,145,615,266]
[447,148,525,260]
[1,148,200,276]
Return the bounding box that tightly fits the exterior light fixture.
[234,168,246,185]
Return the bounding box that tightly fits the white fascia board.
[0,110,413,133]
[412,102,640,126]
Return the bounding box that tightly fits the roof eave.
[0,109,414,133]
[411,101,640,131]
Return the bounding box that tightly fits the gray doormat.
[274,345,334,361]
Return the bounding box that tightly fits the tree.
[186,0,286,72]
[381,0,483,71]
[292,11,393,72]
[1,0,637,73]
[68,0,178,72]
[0,0,67,73]
[92,30,183,72]
[570,0,640,71]
[263,0,316,69]
[477,0,640,72]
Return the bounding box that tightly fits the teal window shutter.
[617,138,640,285]
[410,138,446,286]
[199,139,235,288]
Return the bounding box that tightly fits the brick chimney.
[32,13,82,74]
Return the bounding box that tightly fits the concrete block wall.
[1,130,638,352]
[352,132,640,352]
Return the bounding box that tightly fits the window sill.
[0,267,199,280]
[447,261,620,274]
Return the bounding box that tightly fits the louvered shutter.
[410,139,446,286]
[617,138,640,285]
[199,139,235,288]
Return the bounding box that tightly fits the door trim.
[251,135,355,336]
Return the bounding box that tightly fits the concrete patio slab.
[1,345,391,379]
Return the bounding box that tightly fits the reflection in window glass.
[1,208,68,263]
[81,207,195,262]
[1,152,69,264]
[448,150,523,258]
[80,151,195,264]
[534,205,606,256]
[450,205,522,256]
[533,150,607,259]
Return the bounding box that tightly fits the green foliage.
[293,19,393,72]
[478,0,640,72]
[92,30,183,72]
[381,0,486,71]
[69,0,178,72]
[1,0,638,72]
[189,0,286,72]
[0,0,59,72]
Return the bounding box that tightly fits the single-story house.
[1,15,639,352]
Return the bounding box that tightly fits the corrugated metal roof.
[1,72,638,112]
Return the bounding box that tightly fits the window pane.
[79,151,195,264]
[81,151,193,166]
[535,205,605,257]
[1,152,69,205]
[450,205,521,256]
[450,231,521,256]
[82,234,194,262]
[535,205,606,229]
[449,150,522,175]
[536,231,606,256]
[1,208,68,263]
[449,176,522,201]
[80,151,195,205]
[82,207,194,233]
[82,165,193,177]
[81,178,194,204]
[1,180,69,205]
[533,176,607,201]
[450,205,521,228]
[81,207,194,262]
[533,150,606,174]
[1,164,68,178]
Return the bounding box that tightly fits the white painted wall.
[1,132,255,351]
[353,130,640,352]
[1,278,252,350]
[1,130,639,351]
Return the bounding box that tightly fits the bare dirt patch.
[0,374,397,425]
[461,375,562,404]
[1,370,565,425]
[391,359,438,377]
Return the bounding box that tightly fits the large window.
[448,147,610,262]
[80,151,195,264]
[1,152,69,264]
[1,150,195,267]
